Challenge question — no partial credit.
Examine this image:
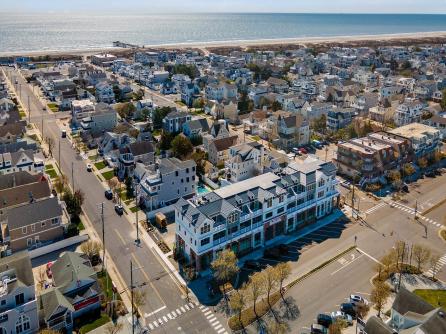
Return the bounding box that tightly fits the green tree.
[191,149,206,177]
[152,107,173,129]
[238,91,254,114]
[403,163,416,178]
[418,157,428,170]
[246,271,265,318]
[125,176,134,199]
[271,100,282,112]
[171,135,193,160]
[63,189,85,217]
[311,114,327,134]
[54,174,68,194]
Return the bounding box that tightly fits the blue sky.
[2,0,446,13]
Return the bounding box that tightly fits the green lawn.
[414,289,446,309]
[46,169,57,179]
[88,154,98,161]
[101,170,115,181]
[251,135,261,141]
[47,103,59,112]
[19,111,26,119]
[79,314,110,334]
[129,206,140,213]
[124,199,133,205]
[175,100,186,107]
[45,163,54,171]
[98,270,114,300]
[94,161,107,170]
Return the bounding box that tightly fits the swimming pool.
[197,182,211,195]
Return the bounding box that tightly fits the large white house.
[175,156,339,271]
[394,99,424,127]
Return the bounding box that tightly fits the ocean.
[1,13,446,53]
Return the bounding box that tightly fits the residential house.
[137,158,197,211]
[117,141,155,179]
[326,108,356,131]
[1,197,65,252]
[183,118,210,139]
[71,99,95,125]
[162,111,191,133]
[95,82,115,104]
[181,83,200,107]
[275,112,310,150]
[207,135,239,166]
[0,149,44,175]
[426,113,446,138]
[301,102,334,120]
[394,99,424,126]
[0,251,39,334]
[363,287,446,334]
[39,252,102,332]
[0,122,26,145]
[205,82,237,103]
[0,98,15,112]
[80,103,117,135]
[174,156,339,271]
[226,142,265,182]
[91,53,117,67]
[266,77,289,94]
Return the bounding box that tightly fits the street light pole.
[100,203,105,270]
[414,200,418,220]
[71,161,74,192]
[27,95,31,123]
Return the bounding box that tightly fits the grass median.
[101,170,115,181]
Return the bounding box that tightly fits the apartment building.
[0,251,39,334]
[175,157,339,271]
[335,132,412,184]
[71,99,95,125]
[226,142,265,182]
[162,111,191,133]
[80,103,117,135]
[394,99,424,127]
[137,158,197,211]
[389,123,442,159]
[326,108,356,131]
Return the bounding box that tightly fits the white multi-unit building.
[226,142,265,182]
[175,157,339,271]
[394,99,424,127]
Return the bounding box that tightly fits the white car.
[86,164,92,172]
[331,311,353,326]
[350,294,369,306]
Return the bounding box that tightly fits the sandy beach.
[1,31,446,58]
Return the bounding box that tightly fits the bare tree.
[105,322,123,334]
[132,290,146,319]
[263,266,278,319]
[329,319,347,334]
[412,244,431,272]
[265,317,288,334]
[246,271,265,319]
[45,136,55,157]
[429,252,441,280]
[371,282,390,318]
[229,286,247,329]
[108,176,119,201]
[54,174,68,194]
[80,240,103,264]
[210,249,239,300]
[275,262,291,302]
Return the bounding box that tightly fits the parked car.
[114,204,124,215]
[86,164,92,172]
[425,170,436,177]
[299,147,308,154]
[311,323,327,334]
[277,244,289,254]
[104,189,113,200]
[61,129,67,138]
[350,294,369,306]
[264,247,281,259]
[317,313,333,328]
[331,311,353,326]
[244,260,262,270]
[340,303,357,318]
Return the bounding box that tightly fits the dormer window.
[200,223,210,234]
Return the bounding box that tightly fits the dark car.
[311,323,327,334]
[317,313,333,328]
[244,260,262,270]
[114,204,124,216]
[425,170,436,178]
[277,244,289,254]
[264,247,281,259]
[340,303,357,318]
[105,189,113,200]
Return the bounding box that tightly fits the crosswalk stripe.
[207,315,217,321]
[202,307,209,312]
[214,324,222,330]
[189,302,195,308]
[176,308,181,315]
[153,321,159,327]
[149,324,154,330]
[158,318,163,324]
[168,313,173,319]
[181,306,186,312]
[211,320,219,326]
[184,304,190,311]
[204,311,212,316]
[163,316,168,322]
[217,329,226,334]
[199,305,204,309]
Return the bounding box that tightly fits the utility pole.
[134,180,140,245]
[41,115,44,139]
[27,95,31,123]
[100,203,105,269]
[58,140,61,168]
[71,161,74,192]
[414,200,418,220]
[325,146,328,162]
[130,260,135,334]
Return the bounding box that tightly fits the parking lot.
[238,218,354,285]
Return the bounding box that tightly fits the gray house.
[80,103,117,135]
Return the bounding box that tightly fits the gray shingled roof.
[0,251,34,287]
[7,197,62,230]
[363,316,394,334]
[392,287,434,316]
[52,252,96,293]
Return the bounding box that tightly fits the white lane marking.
[356,248,382,264]
[204,311,212,316]
[331,254,363,276]
[145,305,167,317]
[180,306,186,312]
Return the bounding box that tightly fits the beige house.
[208,135,239,166]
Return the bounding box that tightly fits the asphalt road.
[3,67,223,334]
